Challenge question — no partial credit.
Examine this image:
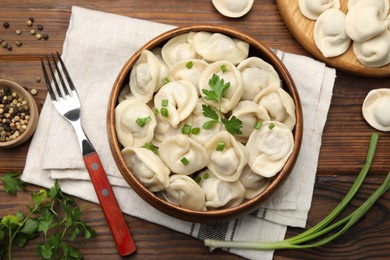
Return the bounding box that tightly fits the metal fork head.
[41,52,81,121]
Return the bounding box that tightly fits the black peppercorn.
[37,24,43,31]
[3,21,10,28]
[42,33,49,40]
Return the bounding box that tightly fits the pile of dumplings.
[115,31,297,212]
[299,0,390,68]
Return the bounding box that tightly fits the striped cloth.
[22,6,335,260]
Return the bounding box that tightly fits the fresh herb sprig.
[205,133,390,250]
[201,73,242,135]
[0,172,24,195]
[0,178,95,260]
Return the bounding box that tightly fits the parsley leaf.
[201,74,243,135]
[0,172,24,195]
[221,116,243,135]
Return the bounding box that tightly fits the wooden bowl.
[0,79,39,148]
[107,25,303,223]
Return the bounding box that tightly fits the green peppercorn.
[30,29,36,35]
[26,19,33,26]
[15,41,22,47]
[16,29,21,35]
[36,33,42,40]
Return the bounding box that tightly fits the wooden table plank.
[1,1,389,259]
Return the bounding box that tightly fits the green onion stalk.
[205,133,390,250]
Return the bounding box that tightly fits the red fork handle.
[83,152,136,256]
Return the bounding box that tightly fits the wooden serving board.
[276,0,390,77]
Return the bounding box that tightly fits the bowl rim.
[0,79,39,148]
[107,24,303,222]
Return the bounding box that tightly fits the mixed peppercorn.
[0,86,31,142]
[1,17,49,51]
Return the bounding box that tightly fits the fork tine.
[51,53,70,96]
[41,58,56,101]
[45,55,63,99]
[56,52,76,92]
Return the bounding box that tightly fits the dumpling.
[168,59,209,96]
[246,121,294,178]
[161,32,200,67]
[154,80,198,128]
[184,98,223,146]
[164,175,206,211]
[314,9,351,58]
[230,100,270,143]
[199,60,244,113]
[201,176,245,209]
[129,50,168,103]
[345,0,389,42]
[115,99,157,147]
[211,0,254,18]
[362,88,390,131]
[237,57,281,100]
[239,165,270,199]
[152,115,182,146]
[353,30,390,68]
[254,87,296,130]
[204,131,249,182]
[192,31,249,65]
[159,134,209,175]
[348,0,389,10]
[117,84,133,103]
[122,147,170,192]
[298,0,340,20]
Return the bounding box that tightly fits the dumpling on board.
[211,0,254,18]
[115,98,157,147]
[122,147,170,192]
[298,0,340,20]
[314,8,351,58]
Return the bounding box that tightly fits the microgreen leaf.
[0,172,24,195]
[202,104,219,121]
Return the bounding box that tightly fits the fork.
[41,52,136,256]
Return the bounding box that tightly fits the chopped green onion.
[216,142,225,151]
[160,108,169,118]
[191,127,201,135]
[186,61,193,69]
[204,133,385,251]
[193,176,201,183]
[203,172,209,179]
[180,157,189,166]
[162,77,170,84]
[268,123,275,129]
[144,142,159,155]
[161,99,169,107]
[135,116,152,127]
[182,124,192,135]
[154,108,159,115]
[220,64,227,73]
[255,121,262,129]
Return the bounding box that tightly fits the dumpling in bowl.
[201,176,245,209]
[230,100,270,143]
[204,131,249,182]
[254,86,296,130]
[168,59,209,96]
[154,80,198,128]
[161,32,200,67]
[314,9,351,58]
[192,31,249,65]
[159,134,209,175]
[246,121,294,178]
[237,57,281,100]
[163,175,206,211]
[239,165,270,199]
[122,147,170,192]
[199,60,244,113]
[129,50,168,103]
[115,98,157,147]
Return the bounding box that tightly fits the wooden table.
[1,1,389,259]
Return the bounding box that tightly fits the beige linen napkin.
[21,6,335,260]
